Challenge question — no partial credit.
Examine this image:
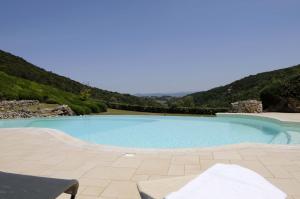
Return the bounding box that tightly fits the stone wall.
[39,105,74,117]
[231,100,263,113]
[0,100,74,119]
[0,100,39,109]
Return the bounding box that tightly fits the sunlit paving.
[1,0,300,199]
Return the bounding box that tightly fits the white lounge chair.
[138,164,286,199]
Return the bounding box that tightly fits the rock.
[231,100,263,113]
[0,110,33,119]
[0,100,39,110]
[0,100,74,119]
[51,105,74,116]
[286,98,300,112]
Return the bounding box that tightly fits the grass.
[98,108,212,116]
[26,103,59,112]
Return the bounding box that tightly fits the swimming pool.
[1,115,300,148]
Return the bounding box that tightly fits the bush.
[108,103,228,115]
[0,71,108,115]
[70,105,90,115]
[84,102,98,112]
[45,98,58,104]
[260,75,300,112]
[96,102,107,112]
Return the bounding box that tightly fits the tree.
[182,96,195,107]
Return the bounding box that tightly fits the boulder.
[50,105,74,116]
[231,100,263,113]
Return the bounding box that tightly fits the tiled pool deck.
[0,113,300,199]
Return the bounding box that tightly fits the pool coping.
[3,128,300,154]
[217,113,300,126]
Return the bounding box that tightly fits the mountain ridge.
[174,64,300,111]
[0,50,160,108]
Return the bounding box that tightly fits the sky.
[1,0,300,94]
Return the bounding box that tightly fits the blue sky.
[1,0,300,94]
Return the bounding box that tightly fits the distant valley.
[1,49,299,114]
[135,91,194,97]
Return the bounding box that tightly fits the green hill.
[0,50,160,110]
[175,64,300,111]
[0,71,106,114]
[2,49,299,113]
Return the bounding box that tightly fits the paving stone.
[131,174,149,182]
[136,159,170,175]
[230,160,274,178]
[171,155,199,165]
[213,151,242,160]
[81,186,105,197]
[168,164,185,176]
[267,178,300,195]
[101,181,141,199]
[82,166,135,180]
[1,126,300,198]
[265,165,293,179]
[112,156,142,168]
[78,178,110,187]
[200,160,230,170]
[184,164,202,175]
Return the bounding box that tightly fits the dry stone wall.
[0,100,74,119]
[231,100,263,113]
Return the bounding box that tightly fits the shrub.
[96,102,107,112]
[108,103,228,115]
[45,98,58,104]
[260,75,300,112]
[79,88,91,101]
[0,71,108,115]
[85,102,101,113]
[70,105,89,115]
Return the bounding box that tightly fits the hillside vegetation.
[0,50,160,107]
[1,49,299,113]
[173,64,300,111]
[0,71,106,114]
[260,74,300,112]
[0,50,226,115]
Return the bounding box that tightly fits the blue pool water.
[1,115,300,148]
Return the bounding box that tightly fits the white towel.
[165,164,286,199]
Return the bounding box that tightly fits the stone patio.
[0,113,300,199]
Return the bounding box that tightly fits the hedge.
[108,103,228,115]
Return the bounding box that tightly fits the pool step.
[271,130,300,145]
[285,131,300,144]
[270,131,290,144]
